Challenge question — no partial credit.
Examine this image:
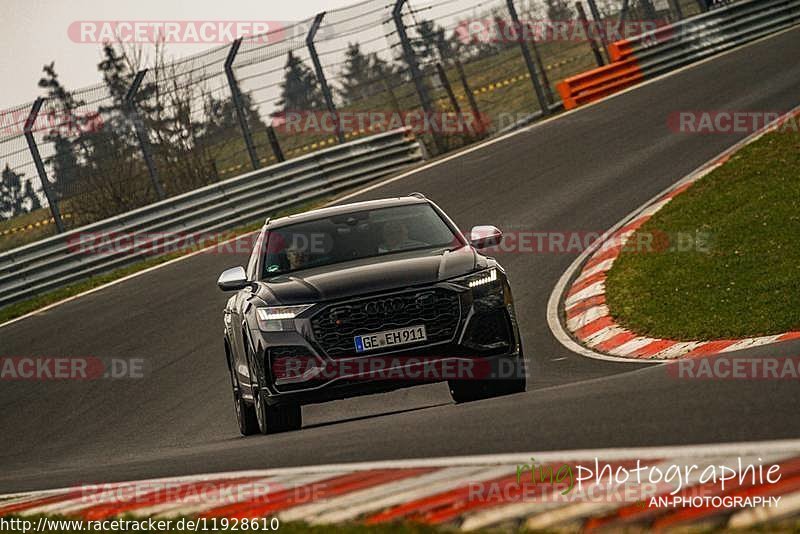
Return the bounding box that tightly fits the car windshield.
[261,204,461,277]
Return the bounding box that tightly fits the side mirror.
[217,266,249,291]
[469,225,503,249]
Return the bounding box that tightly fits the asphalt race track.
[1,28,799,493]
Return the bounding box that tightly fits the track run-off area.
[1,27,799,494]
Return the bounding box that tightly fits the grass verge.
[605,124,800,340]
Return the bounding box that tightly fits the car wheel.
[448,353,527,403]
[255,392,302,434]
[229,359,259,436]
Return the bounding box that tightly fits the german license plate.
[354,325,427,353]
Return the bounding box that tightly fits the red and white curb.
[550,106,800,362]
[3,440,800,531]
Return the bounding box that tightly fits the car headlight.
[468,268,498,288]
[256,304,313,332]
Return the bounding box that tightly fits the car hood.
[259,246,478,303]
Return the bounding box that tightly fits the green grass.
[605,125,800,340]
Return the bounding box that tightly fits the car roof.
[265,196,430,229]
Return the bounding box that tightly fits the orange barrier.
[608,39,635,62]
[556,58,644,110]
[609,25,679,61]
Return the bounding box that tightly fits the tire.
[255,392,302,434]
[229,358,259,436]
[448,353,527,403]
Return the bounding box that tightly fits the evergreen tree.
[37,62,84,198]
[339,44,404,104]
[339,44,374,103]
[545,0,573,22]
[413,20,446,68]
[0,165,40,220]
[273,52,325,115]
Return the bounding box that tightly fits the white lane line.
[637,198,672,218]
[719,336,784,353]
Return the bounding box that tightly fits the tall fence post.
[576,2,606,66]
[225,38,260,171]
[452,58,486,136]
[266,125,285,163]
[505,0,550,115]
[528,37,554,106]
[307,12,345,144]
[24,98,65,233]
[669,0,685,20]
[435,62,469,141]
[125,69,165,200]
[392,0,446,155]
[585,0,610,61]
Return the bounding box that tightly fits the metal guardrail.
[623,0,800,75]
[0,129,424,309]
[558,0,800,108]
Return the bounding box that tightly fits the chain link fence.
[0,0,701,249]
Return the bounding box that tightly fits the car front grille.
[310,288,461,358]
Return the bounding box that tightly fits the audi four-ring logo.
[365,298,406,315]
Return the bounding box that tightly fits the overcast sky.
[0,0,358,110]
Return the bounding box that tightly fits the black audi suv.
[218,194,525,435]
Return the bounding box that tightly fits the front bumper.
[250,277,522,406]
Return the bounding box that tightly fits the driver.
[286,242,310,270]
[379,220,426,253]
